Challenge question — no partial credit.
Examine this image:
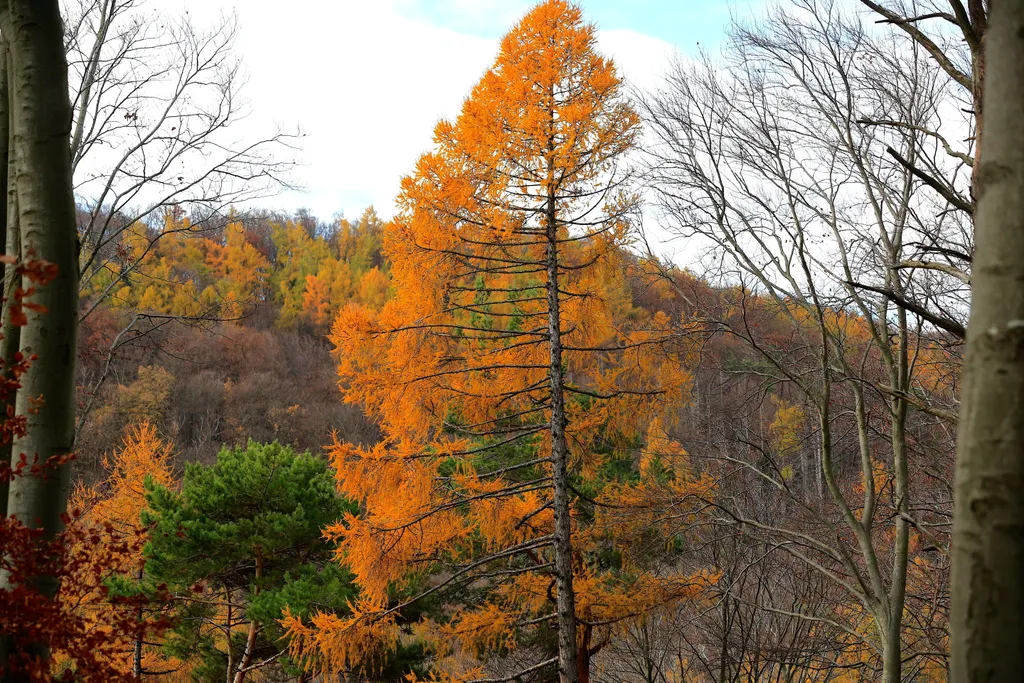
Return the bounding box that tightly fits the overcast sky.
[174,0,760,223]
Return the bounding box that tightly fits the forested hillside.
[77,208,389,471]
[0,0,1007,681]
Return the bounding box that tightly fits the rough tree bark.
[546,151,579,683]
[950,1,1024,681]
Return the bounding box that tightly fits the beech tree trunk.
[0,172,21,512]
[950,2,1024,681]
[0,0,79,673]
[0,29,8,514]
[0,0,78,535]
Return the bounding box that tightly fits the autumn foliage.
[284,3,712,681]
[83,207,391,332]
[0,0,967,680]
[57,423,177,678]
[0,258,170,681]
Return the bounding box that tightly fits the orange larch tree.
[298,210,392,332]
[61,422,177,679]
[285,3,710,682]
[302,259,353,330]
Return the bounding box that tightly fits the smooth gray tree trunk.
[0,30,8,515]
[0,146,19,514]
[950,1,1024,681]
[1,0,78,541]
[0,0,78,675]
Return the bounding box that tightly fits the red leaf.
[9,306,26,328]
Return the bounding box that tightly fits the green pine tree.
[143,441,356,682]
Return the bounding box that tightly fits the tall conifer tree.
[287,3,704,681]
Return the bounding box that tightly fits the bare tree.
[642,1,961,680]
[61,0,298,437]
[857,0,984,196]
[852,0,981,337]
[64,0,298,305]
[65,0,297,320]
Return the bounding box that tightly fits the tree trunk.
[0,31,9,677]
[576,624,591,683]
[132,628,143,680]
[546,174,578,683]
[0,28,8,515]
[0,124,18,513]
[133,567,145,678]
[881,635,901,683]
[0,0,78,675]
[719,590,730,683]
[0,0,78,555]
[231,615,259,683]
[950,2,1024,682]
[225,590,234,683]
[69,0,111,172]
[231,552,262,683]
[969,2,987,204]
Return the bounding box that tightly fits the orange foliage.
[57,423,177,678]
[282,599,399,679]
[287,2,710,679]
[1,266,170,680]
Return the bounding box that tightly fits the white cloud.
[596,28,674,93]
[160,0,677,221]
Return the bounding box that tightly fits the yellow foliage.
[303,258,354,329]
[769,397,805,457]
[272,220,333,328]
[443,603,519,655]
[70,422,175,544]
[355,265,391,310]
[639,417,688,480]
[326,439,471,603]
[83,215,271,320]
